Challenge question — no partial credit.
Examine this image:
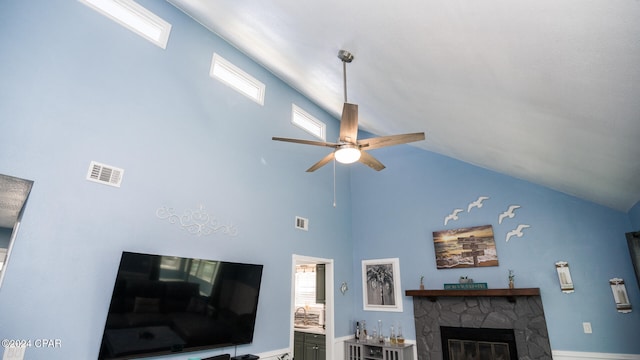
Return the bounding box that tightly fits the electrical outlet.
[583,322,592,334]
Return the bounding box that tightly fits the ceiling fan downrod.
[338,50,353,103]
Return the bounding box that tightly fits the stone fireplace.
[406,289,552,360]
[440,326,518,360]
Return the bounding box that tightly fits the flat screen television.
[97,251,263,359]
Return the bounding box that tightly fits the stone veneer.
[412,295,552,360]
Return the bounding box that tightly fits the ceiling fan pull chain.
[333,158,337,207]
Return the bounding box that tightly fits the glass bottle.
[377,320,384,343]
[390,325,396,344]
[396,323,405,344]
[361,320,368,340]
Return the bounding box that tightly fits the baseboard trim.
[276,339,640,360]
[553,350,640,360]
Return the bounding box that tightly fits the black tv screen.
[98,252,263,359]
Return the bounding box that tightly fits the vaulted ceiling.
[168,0,640,212]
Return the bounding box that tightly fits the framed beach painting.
[432,225,499,269]
[362,258,402,312]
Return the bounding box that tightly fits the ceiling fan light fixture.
[334,145,361,164]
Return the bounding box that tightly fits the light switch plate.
[583,322,592,334]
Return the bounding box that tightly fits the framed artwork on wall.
[432,225,499,269]
[626,231,640,290]
[555,261,575,293]
[362,258,403,312]
[609,278,632,313]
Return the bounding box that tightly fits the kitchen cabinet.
[315,264,325,304]
[294,332,305,360]
[345,339,413,360]
[294,331,325,360]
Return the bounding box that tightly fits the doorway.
[291,254,334,360]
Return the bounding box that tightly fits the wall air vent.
[87,161,124,187]
[295,216,309,231]
[292,104,326,141]
[210,53,265,105]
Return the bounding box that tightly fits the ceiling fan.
[272,50,425,172]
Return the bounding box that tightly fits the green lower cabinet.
[316,344,326,360]
[294,332,325,360]
[303,342,318,359]
[294,332,305,360]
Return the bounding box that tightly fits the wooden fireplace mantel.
[405,288,540,302]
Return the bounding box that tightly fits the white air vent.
[87,161,124,187]
[292,104,326,140]
[295,216,309,231]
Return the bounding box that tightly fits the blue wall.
[0,1,355,359]
[350,144,639,354]
[1,0,639,358]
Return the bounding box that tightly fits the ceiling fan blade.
[272,137,338,148]
[306,152,335,172]
[339,103,359,143]
[359,151,386,171]
[358,132,425,151]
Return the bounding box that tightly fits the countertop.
[294,325,326,335]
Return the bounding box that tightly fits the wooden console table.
[405,288,540,302]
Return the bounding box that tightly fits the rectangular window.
[292,104,326,140]
[210,53,265,105]
[295,265,318,308]
[80,0,172,49]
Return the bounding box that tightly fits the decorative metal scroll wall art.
[609,278,632,313]
[555,261,574,293]
[156,205,238,237]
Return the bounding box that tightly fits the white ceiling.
[177,1,637,211]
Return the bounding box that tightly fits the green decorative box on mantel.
[444,283,488,290]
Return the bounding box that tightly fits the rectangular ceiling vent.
[292,104,326,141]
[210,53,265,105]
[79,0,172,49]
[87,161,124,187]
[295,216,309,231]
